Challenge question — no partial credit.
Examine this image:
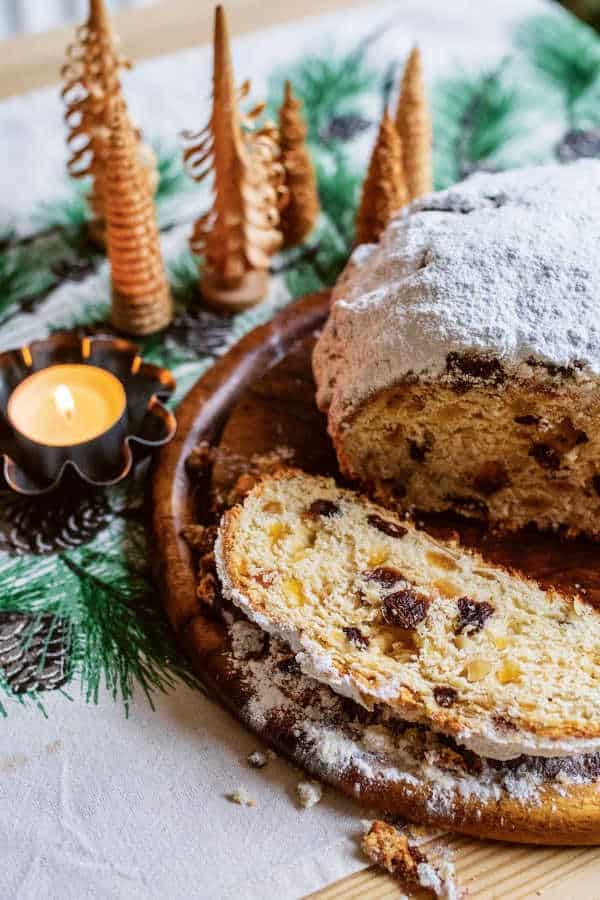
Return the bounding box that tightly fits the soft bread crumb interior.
[219,472,600,759]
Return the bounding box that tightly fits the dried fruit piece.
[407,433,433,463]
[497,660,522,684]
[473,461,510,496]
[364,566,404,586]
[434,578,461,599]
[307,499,340,518]
[426,550,458,572]
[268,521,289,544]
[592,475,600,497]
[446,350,505,387]
[433,685,457,707]
[530,442,561,470]
[455,597,495,634]
[381,589,428,628]
[466,659,492,682]
[514,414,540,426]
[343,626,370,649]
[368,548,389,567]
[282,578,307,607]
[367,514,407,539]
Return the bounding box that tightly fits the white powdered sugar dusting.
[313,161,600,426]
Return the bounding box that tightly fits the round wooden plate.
[152,289,600,845]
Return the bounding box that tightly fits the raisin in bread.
[215,470,600,761]
[312,162,600,538]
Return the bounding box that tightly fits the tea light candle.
[8,365,126,446]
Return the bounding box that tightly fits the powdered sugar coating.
[223,615,600,819]
[313,161,600,427]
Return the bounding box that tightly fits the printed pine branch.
[355,111,408,246]
[267,51,377,146]
[395,46,433,200]
[278,81,320,247]
[432,62,527,189]
[515,11,600,122]
[0,515,201,714]
[183,5,284,310]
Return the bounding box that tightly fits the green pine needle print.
[515,10,600,123]
[0,490,201,715]
[153,139,191,206]
[34,182,91,240]
[268,52,377,146]
[432,61,530,190]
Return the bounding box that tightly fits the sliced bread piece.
[216,470,600,761]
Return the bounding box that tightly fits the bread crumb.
[297,780,323,808]
[247,750,273,769]
[227,787,255,807]
[361,821,462,899]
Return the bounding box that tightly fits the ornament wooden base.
[110,286,173,336]
[200,269,269,314]
[152,289,600,852]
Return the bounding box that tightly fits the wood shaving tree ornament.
[278,81,320,248]
[183,5,285,313]
[61,0,157,247]
[105,99,173,336]
[394,46,433,202]
[355,110,408,246]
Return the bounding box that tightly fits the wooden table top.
[2,3,599,898]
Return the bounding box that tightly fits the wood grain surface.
[152,290,600,897]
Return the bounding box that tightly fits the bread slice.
[216,470,600,761]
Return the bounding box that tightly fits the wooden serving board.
[152,290,600,898]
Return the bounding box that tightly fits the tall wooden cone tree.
[183,4,284,312]
[105,99,172,336]
[394,46,433,201]
[278,81,319,248]
[61,0,157,246]
[355,111,408,246]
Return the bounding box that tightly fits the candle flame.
[54,384,76,420]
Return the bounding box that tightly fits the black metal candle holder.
[0,333,176,494]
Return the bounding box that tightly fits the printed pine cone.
[278,81,320,248]
[395,46,433,201]
[355,111,408,246]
